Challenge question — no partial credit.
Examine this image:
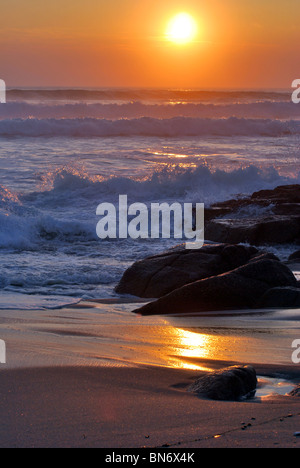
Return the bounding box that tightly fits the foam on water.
[0,292,81,310]
[0,88,299,308]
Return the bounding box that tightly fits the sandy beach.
[0,301,299,448]
[1,0,300,452]
[0,363,299,448]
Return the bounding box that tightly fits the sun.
[166,13,197,44]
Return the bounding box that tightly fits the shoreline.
[0,301,299,369]
[0,363,299,448]
[0,296,299,448]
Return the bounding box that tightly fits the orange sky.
[0,0,299,88]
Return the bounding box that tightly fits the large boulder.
[289,250,300,261]
[188,365,257,401]
[257,287,300,308]
[133,258,297,315]
[115,243,265,298]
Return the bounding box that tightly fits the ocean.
[0,88,299,310]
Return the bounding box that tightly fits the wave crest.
[0,116,299,137]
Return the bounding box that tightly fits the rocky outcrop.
[116,184,300,315]
[188,365,257,401]
[133,258,297,315]
[207,184,300,217]
[205,184,300,246]
[115,243,269,298]
[205,215,300,246]
[251,184,300,206]
[289,384,300,397]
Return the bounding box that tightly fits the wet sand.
[0,364,299,448]
[0,302,299,448]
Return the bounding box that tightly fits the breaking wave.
[0,116,299,138]
[1,100,299,120]
[0,164,298,251]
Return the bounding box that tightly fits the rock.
[204,184,300,246]
[188,365,257,401]
[205,215,300,246]
[251,184,300,204]
[289,250,300,261]
[289,385,300,397]
[257,287,300,308]
[115,243,267,298]
[209,185,300,216]
[133,258,297,315]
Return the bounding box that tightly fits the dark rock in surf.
[289,250,300,261]
[205,215,300,246]
[289,385,300,397]
[189,365,257,401]
[257,287,300,308]
[133,258,297,315]
[115,243,270,298]
[208,184,300,217]
[251,184,300,205]
[204,184,300,246]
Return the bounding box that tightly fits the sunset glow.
[166,13,197,44]
[0,0,299,88]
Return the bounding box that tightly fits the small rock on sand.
[188,365,257,401]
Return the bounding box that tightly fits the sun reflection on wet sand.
[1,300,298,370]
[144,311,300,372]
[154,325,252,372]
[166,328,213,370]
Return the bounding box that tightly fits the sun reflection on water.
[164,327,218,371]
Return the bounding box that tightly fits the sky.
[0,0,299,89]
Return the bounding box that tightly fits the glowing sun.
[166,13,197,44]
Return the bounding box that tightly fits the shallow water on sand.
[0,301,299,373]
[256,377,295,398]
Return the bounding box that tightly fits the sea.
[0,87,300,310]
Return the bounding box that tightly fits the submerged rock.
[133,258,297,315]
[189,365,257,401]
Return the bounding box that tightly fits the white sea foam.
[0,88,299,306]
[0,165,297,252]
[19,164,299,210]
